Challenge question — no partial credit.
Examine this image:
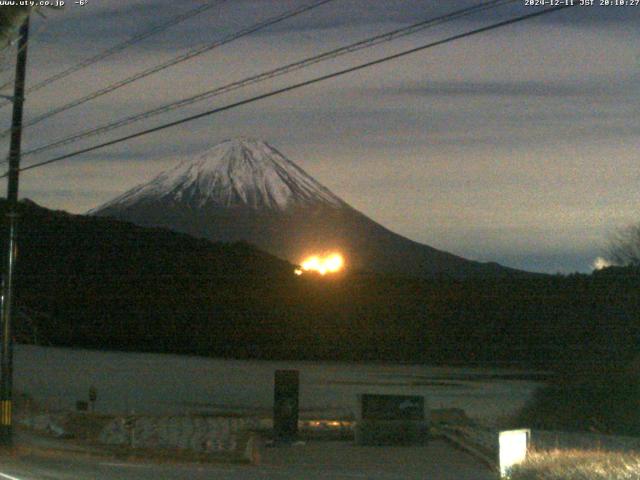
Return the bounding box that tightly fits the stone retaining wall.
[99,415,260,453]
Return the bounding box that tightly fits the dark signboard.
[360,394,425,421]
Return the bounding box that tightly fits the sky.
[0,0,638,274]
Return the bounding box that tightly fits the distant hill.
[14,198,293,278]
[90,137,522,279]
[2,199,638,369]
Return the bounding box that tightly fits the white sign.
[499,429,530,478]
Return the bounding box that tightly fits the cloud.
[5,0,638,274]
[378,78,634,99]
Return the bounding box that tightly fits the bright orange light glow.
[298,253,344,275]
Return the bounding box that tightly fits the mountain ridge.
[91,137,523,278]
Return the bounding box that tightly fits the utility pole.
[0,16,29,447]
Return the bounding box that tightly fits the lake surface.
[15,344,544,423]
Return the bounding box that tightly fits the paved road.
[0,440,496,479]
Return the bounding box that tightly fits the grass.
[508,449,640,480]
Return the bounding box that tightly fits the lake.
[15,344,544,424]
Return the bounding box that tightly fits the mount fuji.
[90,138,516,278]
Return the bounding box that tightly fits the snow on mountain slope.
[92,138,346,213]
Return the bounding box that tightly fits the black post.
[273,370,299,442]
[0,16,29,446]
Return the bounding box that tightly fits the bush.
[516,364,640,436]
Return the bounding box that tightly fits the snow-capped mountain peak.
[93,138,346,212]
[90,137,516,278]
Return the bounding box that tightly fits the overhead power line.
[8,4,574,177]
[0,0,225,109]
[0,0,336,139]
[23,0,517,159]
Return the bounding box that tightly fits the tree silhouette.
[608,224,640,267]
[0,7,30,48]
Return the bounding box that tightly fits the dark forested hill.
[3,200,638,369]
